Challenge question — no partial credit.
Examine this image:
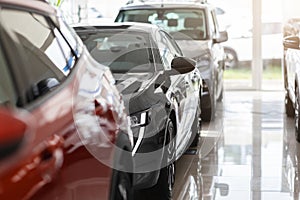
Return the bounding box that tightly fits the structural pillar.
[252,0,262,90]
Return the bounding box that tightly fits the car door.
[0,7,78,199]
[0,8,113,200]
[155,30,197,155]
[207,8,225,98]
[163,31,200,152]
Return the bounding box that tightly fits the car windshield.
[77,30,154,73]
[116,9,207,40]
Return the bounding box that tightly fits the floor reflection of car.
[282,19,300,142]
[283,117,300,198]
[0,1,133,199]
[115,1,228,121]
[74,22,202,200]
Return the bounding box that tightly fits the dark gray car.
[74,22,202,199]
[115,1,228,121]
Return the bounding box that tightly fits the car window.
[0,8,72,104]
[208,10,216,35]
[210,8,222,37]
[161,31,182,56]
[57,17,82,55]
[76,29,155,73]
[53,28,76,73]
[116,9,207,40]
[0,45,17,107]
[155,30,174,70]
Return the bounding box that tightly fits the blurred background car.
[224,20,283,64]
[283,18,300,37]
[282,17,300,91]
[214,6,239,69]
[0,0,133,199]
[115,1,228,121]
[282,18,300,142]
[215,4,283,68]
[74,22,202,200]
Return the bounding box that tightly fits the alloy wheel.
[166,119,176,189]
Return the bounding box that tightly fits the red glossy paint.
[0,1,130,199]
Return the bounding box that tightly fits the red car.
[0,0,133,199]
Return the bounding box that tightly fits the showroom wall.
[59,0,126,23]
[89,0,126,18]
[282,0,300,21]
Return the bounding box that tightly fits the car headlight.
[130,109,151,128]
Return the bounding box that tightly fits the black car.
[74,22,202,199]
[115,1,228,121]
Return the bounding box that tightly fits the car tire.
[285,90,294,117]
[202,84,216,122]
[135,118,176,200]
[110,169,133,200]
[224,46,238,69]
[201,106,213,122]
[110,137,134,200]
[155,118,176,199]
[295,86,300,142]
[190,105,201,147]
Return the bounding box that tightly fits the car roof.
[0,0,56,15]
[73,22,159,34]
[119,1,212,10]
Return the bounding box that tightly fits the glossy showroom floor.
[172,88,300,200]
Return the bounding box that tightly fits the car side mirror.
[37,78,60,96]
[26,78,60,102]
[283,36,299,49]
[171,56,196,74]
[0,108,29,161]
[214,31,228,43]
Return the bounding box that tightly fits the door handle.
[38,135,64,179]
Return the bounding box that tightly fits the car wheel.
[224,47,238,69]
[137,118,176,200]
[295,86,300,142]
[165,119,176,189]
[157,118,176,198]
[201,106,212,121]
[202,83,216,122]
[190,105,201,147]
[110,169,133,200]
[285,90,294,117]
[110,144,133,200]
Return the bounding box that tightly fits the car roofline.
[72,22,158,33]
[119,2,211,10]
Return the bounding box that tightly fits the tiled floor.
[173,89,300,200]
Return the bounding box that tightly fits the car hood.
[113,72,163,114]
[176,40,209,60]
